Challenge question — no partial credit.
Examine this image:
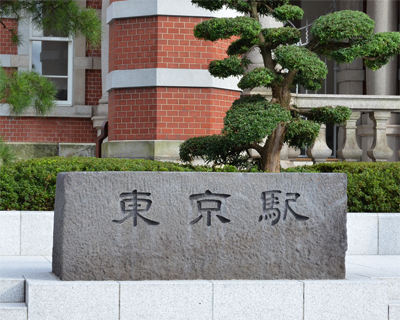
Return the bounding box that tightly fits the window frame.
[29,26,74,106]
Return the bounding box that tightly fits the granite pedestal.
[52,172,347,281]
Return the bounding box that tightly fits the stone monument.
[52,172,347,281]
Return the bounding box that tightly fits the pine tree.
[0,0,101,115]
[179,0,400,172]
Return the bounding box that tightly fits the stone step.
[0,303,27,320]
[380,278,400,301]
[389,300,400,320]
[0,278,25,303]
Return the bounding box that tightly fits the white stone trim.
[0,54,29,68]
[107,0,238,24]
[294,94,400,111]
[0,104,92,118]
[106,68,241,92]
[261,93,400,112]
[0,54,11,67]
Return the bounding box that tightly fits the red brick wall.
[87,0,102,9]
[0,19,18,54]
[109,16,233,72]
[0,117,97,143]
[108,88,240,141]
[85,4,102,107]
[85,70,102,106]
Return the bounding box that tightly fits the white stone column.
[336,0,364,95]
[92,0,110,136]
[367,112,393,161]
[243,16,282,96]
[366,0,397,95]
[306,124,332,163]
[337,111,363,161]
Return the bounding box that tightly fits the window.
[30,25,73,105]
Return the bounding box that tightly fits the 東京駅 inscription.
[52,172,347,281]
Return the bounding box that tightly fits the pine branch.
[255,2,274,13]
[249,1,275,70]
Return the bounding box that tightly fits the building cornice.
[0,104,93,118]
[106,68,242,92]
[107,0,237,24]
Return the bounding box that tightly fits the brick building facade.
[0,0,399,162]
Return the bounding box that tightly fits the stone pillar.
[306,124,332,163]
[366,0,398,95]
[92,0,110,136]
[243,16,282,96]
[336,0,364,95]
[367,112,393,161]
[337,111,363,161]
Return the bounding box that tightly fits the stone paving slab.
[390,301,400,320]
[346,255,400,277]
[120,281,213,320]
[0,303,27,320]
[0,255,398,319]
[0,212,20,255]
[0,279,24,303]
[303,279,388,320]
[212,280,303,320]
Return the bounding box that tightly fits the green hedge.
[0,157,398,212]
[284,162,400,213]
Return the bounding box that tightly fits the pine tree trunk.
[260,123,286,172]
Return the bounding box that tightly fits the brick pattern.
[0,117,97,143]
[0,19,18,55]
[109,16,233,71]
[87,0,102,9]
[85,70,102,106]
[108,87,240,141]
[87,47,101,57]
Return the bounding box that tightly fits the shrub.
[284,162,400,213]
[0,136,16,165]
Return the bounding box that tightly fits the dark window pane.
[41,41,68,76]
[32,41,68,76]
[48,78,68,101]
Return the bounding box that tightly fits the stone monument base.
[52,172,347,281]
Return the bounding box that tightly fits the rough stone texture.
[52,172,347,281]
[378,213,400,255]
[101,140,183,160]
[390,301,400,320]
[7,143,58,161]
[120,281,212,320]
[58,143,95,158]
[21,211,54,256]
[0,303,27,320]
[212,280,303,320]
[0,279,24,303]
[0,211,20,255]
[304,279,388,320]
[381,278,400,300]
[347,213,378,255]
[26,280,119,320]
